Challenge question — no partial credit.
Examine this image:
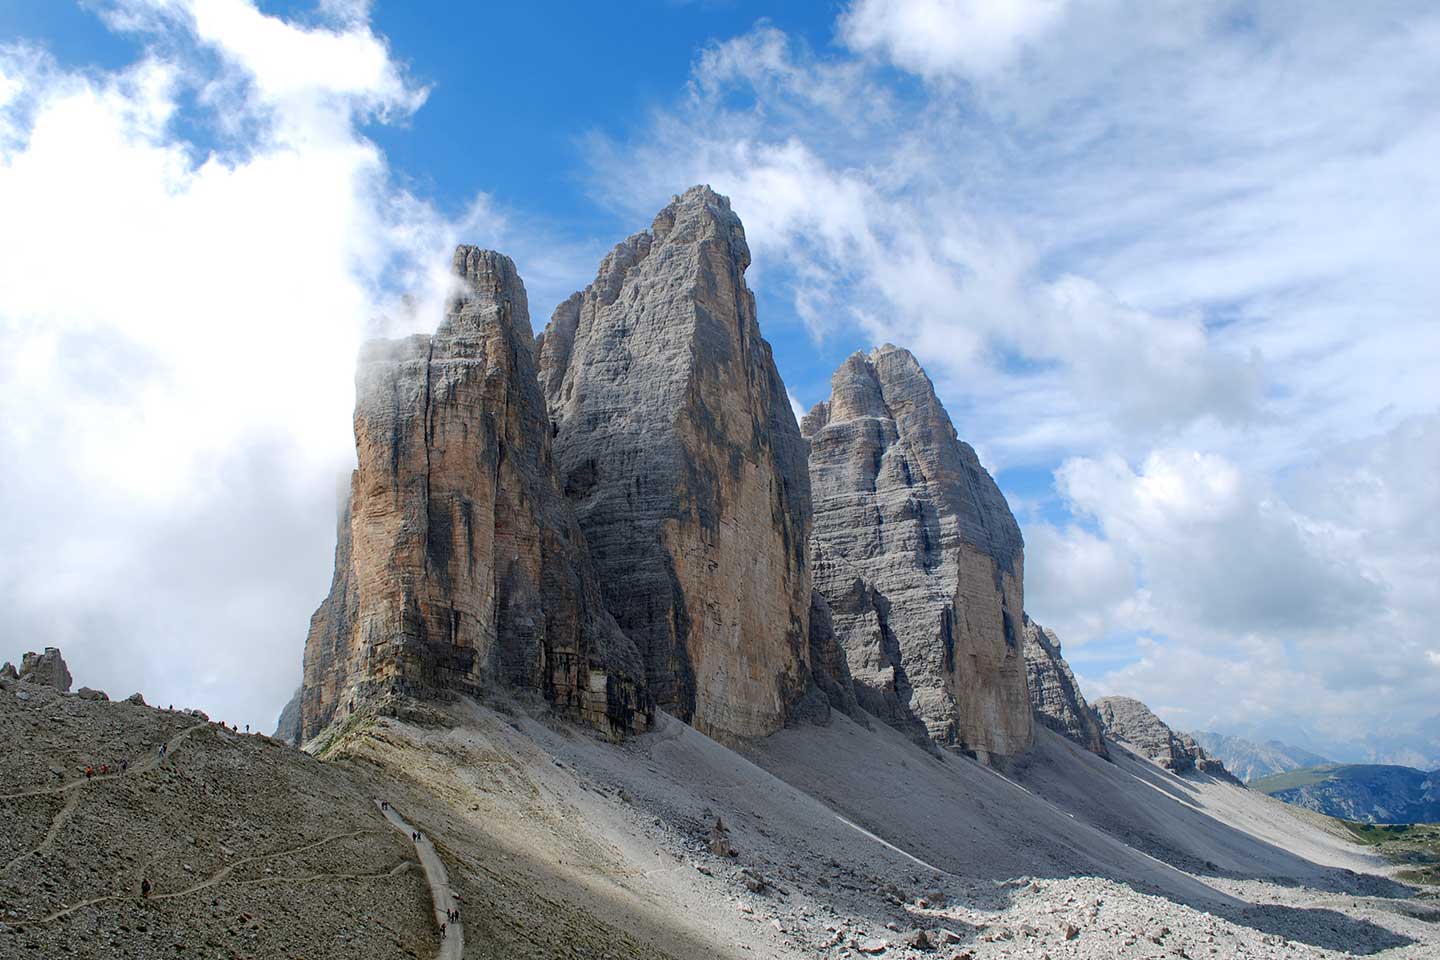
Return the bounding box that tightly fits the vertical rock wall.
[297,248,647,742]
[537,186,816,741]
[803,346,1033,760]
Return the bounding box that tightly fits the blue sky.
[1,1,1437,767]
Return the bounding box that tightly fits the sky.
[1,0,1437,765]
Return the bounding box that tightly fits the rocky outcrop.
[1022,617,1107,758]
[537,186,822,741]
[1094,696,1237,781]
[274,686,302,745]
[802,346,1032,760]
[5,648,73,691]
[297,248,648,743]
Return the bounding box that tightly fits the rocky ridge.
[1023,617,1108,758]
[296,247,648,743]
[1190,730,1333,783]
[802,345,1032,760]
[1094,696,1236,779]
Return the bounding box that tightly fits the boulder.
[125,692,146,706]
[803,346,1032,759]
[76,687,108,701]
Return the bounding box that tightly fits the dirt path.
[377,800,463,960]
[0,720,211,801]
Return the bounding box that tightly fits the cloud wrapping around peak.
[0,0,478,729]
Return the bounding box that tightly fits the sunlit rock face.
[1023,616,1108,759]
[537,186,821,741]
[802,345,1033,761]
[1094,696,1235,780]
[298,248,647,743]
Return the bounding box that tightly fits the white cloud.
[585,7,1440,748]
[0,1,478,730]
[840,0,1069,79]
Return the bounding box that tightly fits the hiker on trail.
[140,878,151,899]
[85,766,93,779]
[245,724,249,733]
[121,759,128,773]
[100,763,108,775]
[440,922,447,940]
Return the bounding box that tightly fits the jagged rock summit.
[802,345,1032,761]
[1023,616,1108,758]
[2,647,72,691]
[296,247,648,743]
[1094,695,1236,780]
[537,185,838,741]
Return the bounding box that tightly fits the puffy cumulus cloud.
[1028,419,1440,758]
[587,5,1440,747]
[0,0,488,730]
[587,29,1258,468]
[1054,449,1381,635]
[840,0,1069,79]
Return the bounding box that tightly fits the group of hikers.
[380,800,461,941]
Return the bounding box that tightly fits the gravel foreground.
[2,679,1436,959]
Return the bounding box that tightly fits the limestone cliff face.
[2,648,72,691]
[1022,617,1108,758]
[1094,696,1237,781]
[298,248,648,743]
[537,186,817,741]
[802,346,1032,760]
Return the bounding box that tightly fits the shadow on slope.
[745,712,1418,954]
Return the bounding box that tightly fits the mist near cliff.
[2,0,1438,754]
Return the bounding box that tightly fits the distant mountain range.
[1190,731,1333,783]
[1250,764,1440,824]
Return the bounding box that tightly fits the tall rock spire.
[297,248,648,743]
[537,186,824,741]
[803,345,1033,761]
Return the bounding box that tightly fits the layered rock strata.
[1094,696,1236,780]
[297,248,648,743]
[1022,617,1108,758]
[802,346,1032,760]
[537,186,821,741]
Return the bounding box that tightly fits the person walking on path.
[140,878,151,899]
[440,922,447,940]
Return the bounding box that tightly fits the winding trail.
[377,800,464,960]
[0,720,211,801]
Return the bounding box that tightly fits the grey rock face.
[17,648,72,692]
[1022,617,1108,758]
[803,346,1032,760]
[0,662,16,682]
[1094,696,1237,781]
[274,686,302,744]
[298,248,649,743]
[537,185,819,741]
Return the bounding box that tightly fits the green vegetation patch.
[1339,819,1440,886]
